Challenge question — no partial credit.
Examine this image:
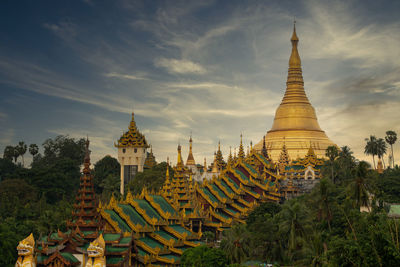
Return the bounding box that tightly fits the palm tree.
[220,223,251,264]
[376,138,387,168]
[29,144,39,159]
[277,200,311,261]
[325,146,338,183]
[365,135,378,169]
[3,146,15,161]
[348,161,370,210]
[316,179,332,232]
[16,141,27,166]
[385,130,397,167]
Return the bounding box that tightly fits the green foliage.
[126,161,173,194]
[181,245,229,267]
[377,167,400,203]
[93,155,120,197]
[221,224,252,264]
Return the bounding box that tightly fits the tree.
[221,224,251,264]
[126,162,173,195]
[325,146,339,183]
[181,245,228,267]
[348,161,370,210]
[365,135,378,169]
[29,144,39,159]
[3,146,15,162]
[376,138,387,168]
[385,130,397,167]
[16,141,27,167]
[93,155,120,194]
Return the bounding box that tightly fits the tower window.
[134,148,137,153]
[122,148,126,153]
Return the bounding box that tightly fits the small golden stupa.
[255,24,336,161]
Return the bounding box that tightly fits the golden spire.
[254,23,335,161]
[281,22,310,105]
[166,157,170,179]
[203,157,207,172]
[176,144,184,170]
[238,134,245,159]
[186,134,196,166]
[228,146,233,166]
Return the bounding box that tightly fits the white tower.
[115,113,149,195]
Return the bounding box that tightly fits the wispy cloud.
[105,72,148,80]
[154,58,206,74]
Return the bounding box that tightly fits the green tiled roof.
[120,237,132,245]
[159,254,180,260]
[60,252,79,263]
[169,225,191,235]
[234,169,251,183]
[202,187,219,204]
[103,233,121,242]
[106,257,124,264]
[226,208,238,215]
[243,162,258,176]
[150,195,177,215]
[155,230,177,241]
[219,180,234,194]
[135,199,162,220]
[211,184,227,199]
[138,248,149,256]
[105,209,131,232]
[215,211,230,219]
[106,245,129,253]
[118,204,148,226]
[256,154,272,166]
[139,237,164,249]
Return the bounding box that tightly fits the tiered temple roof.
[144,146,157,169]
[115,112,148,148]
[36,139,134,266]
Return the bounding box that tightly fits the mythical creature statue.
[15,233,36,267]
[86,234,106,267]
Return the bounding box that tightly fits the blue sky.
[1,0,400,166]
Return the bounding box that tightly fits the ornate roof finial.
[177,144,184,169]
[238,134,245,159]
[204,157,207,172]
[83,137,91,175]
[186,134,195,166]
[166,157,170,179]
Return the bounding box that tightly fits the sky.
[1,0,400,167]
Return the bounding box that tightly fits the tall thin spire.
[166,157,170,179]
[238,134,245,159]
[186,135,195,166]
[280,22,310,105]
[176,144,184,170]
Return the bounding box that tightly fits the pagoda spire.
[203,157,207,172]
[238,134,245,159]
[186,134,196,166]
[67,137,101,232]
[166,157,170,180]
[176,144,185,170]
[280,22,310,105]
[228,146,233,166]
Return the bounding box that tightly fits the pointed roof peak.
[291,20,298,42]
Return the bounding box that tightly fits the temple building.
[115,113,153,195]
[254,24,336,161]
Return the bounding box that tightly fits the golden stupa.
[255,24,335,161]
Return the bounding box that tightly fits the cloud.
[105,72,148,80]
[154,58,206,74]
